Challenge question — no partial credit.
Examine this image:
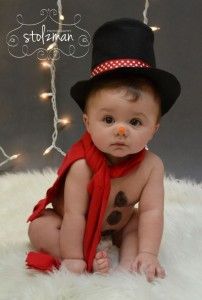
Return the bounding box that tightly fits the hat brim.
[70,68,181,115]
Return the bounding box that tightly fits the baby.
[27,18,181,283]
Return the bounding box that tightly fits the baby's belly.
[52,184,139,234]
[100,189,138,234]
[101,206,135,233]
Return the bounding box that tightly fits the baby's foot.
[93,251,110,274]
[113,260,133,273]
[113,265,129,273]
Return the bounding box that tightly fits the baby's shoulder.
[142,150,164,171]
[67,158,93,179]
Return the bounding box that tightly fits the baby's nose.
[117,126,126,136]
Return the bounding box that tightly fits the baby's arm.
[131,155,165,281]
[60,159,92,272]
[137,155,164,255]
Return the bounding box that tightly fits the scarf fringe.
[26,251,61,272]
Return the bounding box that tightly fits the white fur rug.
[0,169,202,300]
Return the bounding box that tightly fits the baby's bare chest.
[101,171,146,232]
[52,164,148,232]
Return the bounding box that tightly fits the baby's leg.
[28,209,87,273]
[113,208,139,270]
[28,208,62,258]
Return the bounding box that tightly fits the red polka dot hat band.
[70,18,181,115]
[91,59,150,77]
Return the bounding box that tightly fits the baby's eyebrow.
[100,108,146,118]
[132,113,148,120]
[134,112,147,118]
[100,108,114,112]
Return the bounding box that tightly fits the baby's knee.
[28,214,60,253]
[28,209,62,234]
[28,217,43,239]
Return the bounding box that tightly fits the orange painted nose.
[118,126,126,136]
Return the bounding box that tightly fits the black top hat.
[70,18,181,115]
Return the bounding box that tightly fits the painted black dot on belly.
[106,211,122,225]
[114,191,128,207]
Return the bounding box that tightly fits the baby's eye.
[130,118,142,127]
[103,116,115,124]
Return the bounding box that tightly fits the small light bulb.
[10,154,20,160]
[40,92,53,99]
[47,43,56,51]
[43,146,53,155]
[150,26,160,32]
[58,118,71,125]
[41,61,51,68]
[60,15,64,20]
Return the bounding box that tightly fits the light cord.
[43,0,66,156]
[0,146,20,167]
[143,0,149,25]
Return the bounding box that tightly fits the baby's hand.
[131,252,166,282]
[61,258,87,274]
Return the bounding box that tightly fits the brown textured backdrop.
[0,0,201,182]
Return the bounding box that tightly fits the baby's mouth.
[111,143,126,146]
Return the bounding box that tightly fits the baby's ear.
[148,123,160,143]
[154,123,160,134]
[83,114,89,132]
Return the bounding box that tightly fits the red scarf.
[26,131,146,272]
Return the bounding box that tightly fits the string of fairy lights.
[0,0,160,168]
[40,0,69,157]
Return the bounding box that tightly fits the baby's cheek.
[130,141,145,152]
[90,134,107,151]
[132,133,149,148]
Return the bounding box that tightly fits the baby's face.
[83,86,160,165]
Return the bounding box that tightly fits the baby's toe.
[95,251,107,259]
[100,259,109,268]
[98,260,109,272]
[97,258,108,265]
